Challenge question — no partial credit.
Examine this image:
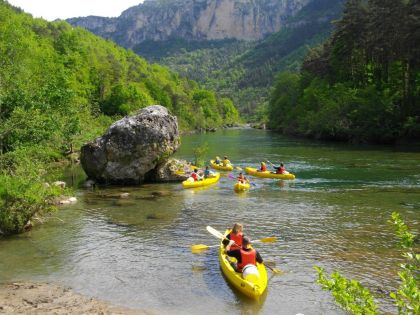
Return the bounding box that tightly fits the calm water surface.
[1,129,419,314]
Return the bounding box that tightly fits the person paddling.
[273,162,289,175]
[223,223,243,249]
[190,168,203,181]
[225,236,263,274]
[222,156,231,167]
[237,172,249,184]
[258,162,267,172]
[215,156,221,165]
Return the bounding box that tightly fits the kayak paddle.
[191,236,277,253]
[265,263,283,275]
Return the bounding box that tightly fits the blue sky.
[7,0,144,20]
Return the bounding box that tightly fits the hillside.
[68,0,344,117]
[0,0,238,235]
[268,0,420,143]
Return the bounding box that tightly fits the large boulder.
[81,105,180,184]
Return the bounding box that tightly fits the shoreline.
[0,282,146,314]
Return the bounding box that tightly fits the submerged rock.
[80,105,180,184]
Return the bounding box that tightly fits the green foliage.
[388,212,420,315]
[0,1,239,235]
[193,142,209,167]
[315,213,419,314]
[315,267,379,314]
[269,0,420,143]
[0,147,61,235]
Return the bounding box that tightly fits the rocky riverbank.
[0,282,146,314]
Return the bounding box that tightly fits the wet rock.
[52,181,66,189]
[119,193,130,199]
[82,179,96,189]
[57,196,77,205]
[80,105,180,184]
[151,191,171,197]
[147,158,190,182]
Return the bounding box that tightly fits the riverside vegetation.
[0,0,239,235]
[316,213,419,315]
[268,0,420,144]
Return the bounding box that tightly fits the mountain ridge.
[67,0,310,45]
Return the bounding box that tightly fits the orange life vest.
[229,231,243,248]
[237,248,257,271]
[261,164,267,172]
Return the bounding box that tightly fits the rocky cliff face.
[67,0,310,47]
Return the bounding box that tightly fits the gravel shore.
[0,282,147,314]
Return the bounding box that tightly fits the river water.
[1,129,419,314]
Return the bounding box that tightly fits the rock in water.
[80,105,180,184]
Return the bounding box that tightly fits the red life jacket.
[237,248,257,271]
[191,172,198,181]
[276,167,285,174]
[229,232,243,248]
[261,164,267,171]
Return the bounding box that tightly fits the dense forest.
[0,0,239,235]
[268,0,420,143]
[138,0,344,118]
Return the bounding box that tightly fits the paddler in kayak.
[225,236,264,274]
[237,172,249,184]
[257,162,267,172]
[222,223,244,249]
[190,168,203,181]
[215,156,222,165]
[272,162,290,175]
[204,166,215,178]
[222,156,231,167]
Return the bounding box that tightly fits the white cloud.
[7,0,144,21]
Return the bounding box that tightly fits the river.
[0,129,419,314]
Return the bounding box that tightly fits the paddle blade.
[235,166,243,171]
[259,236,276,243]
[206,226,225,240]
[191,244,210,252]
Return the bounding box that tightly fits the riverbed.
[1,129,419,314]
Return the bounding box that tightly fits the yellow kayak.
[219,230,268,300]
[244,167,295,180]
[182,172,220,188]
[210,160,234,171]
[234,181,250,192]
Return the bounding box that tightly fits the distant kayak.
[182,172,220,188]
[219,230,268,300]
[234,181,250,192]
[244,167,295,180]
[210,160,234,171]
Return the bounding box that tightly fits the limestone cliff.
[67,0,310,47]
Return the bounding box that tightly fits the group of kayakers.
[223,223,263,276]
[188,156,290,184]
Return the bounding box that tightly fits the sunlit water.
[1,129,419,314]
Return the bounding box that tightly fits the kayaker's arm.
[225,240,235,252]
[256,250,263,263]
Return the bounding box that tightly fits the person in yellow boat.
[203,166,215,178]
[222,156,231,167]
[225,236,263,273]
[273,162,289,174]
[215,156,221,164]
[223,223,243,249]
[237,172,249,184]
[258,162,267,172]
[190,168,203,181]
